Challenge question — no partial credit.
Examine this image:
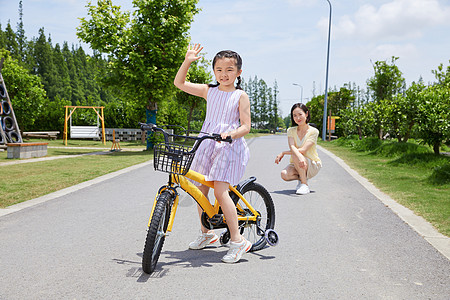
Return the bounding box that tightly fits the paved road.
[1,134,449,299]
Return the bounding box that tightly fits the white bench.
[70,126,100,139]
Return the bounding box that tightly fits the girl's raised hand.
[185,43,203,63]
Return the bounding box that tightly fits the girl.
[174,44,252,263]
[274,103,322,195]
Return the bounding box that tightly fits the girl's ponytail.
[236,76,243,90]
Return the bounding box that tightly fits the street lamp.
[321,0,332,141]
[292,83,303,104]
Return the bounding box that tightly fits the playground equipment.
[63,106,106,146]
[110,129,121,151]
[0,58,23,146]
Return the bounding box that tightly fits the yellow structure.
[110,129,121,151]
[63,106,105,146]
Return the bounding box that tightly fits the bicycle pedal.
[209,214,224,226]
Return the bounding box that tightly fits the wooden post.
[100,107,105,145]
[63,106,68,145]
[328,109,332,141]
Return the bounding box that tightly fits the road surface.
[1,134,449,299]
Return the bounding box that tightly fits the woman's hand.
[275,153,284,164]
[298,157,307,169]
[185,43,203,63]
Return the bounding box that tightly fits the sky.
[1,0,450,116]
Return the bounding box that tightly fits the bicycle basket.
[153,142,195,175]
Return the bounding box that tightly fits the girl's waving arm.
[174,43,209,99]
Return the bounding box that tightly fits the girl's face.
[292,107,308,126]
[213,57,242,88]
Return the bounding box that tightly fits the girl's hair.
[208,50,243,90]
[291,103,311,126]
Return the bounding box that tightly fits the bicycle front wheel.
[142,191,173,274]
[237,182,275,251]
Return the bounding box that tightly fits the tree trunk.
[146,101,158,150]
[402,121,414,143]
[433,142,440,155]
[187,102,196,137]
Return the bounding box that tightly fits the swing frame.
[63,106,105,146]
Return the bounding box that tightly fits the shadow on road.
[113,246,276,282]
[272,189,316,197]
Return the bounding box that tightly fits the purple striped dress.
[189,87,250,186]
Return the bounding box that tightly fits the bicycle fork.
[148,186,179,233]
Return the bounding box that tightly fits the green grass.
[0,139,151,208]
[319,138,450,237]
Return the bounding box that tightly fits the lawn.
[319,138,450,237]
[1,138,150,208]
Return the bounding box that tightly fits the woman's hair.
[290,103,311,126]
[208,50,243,90]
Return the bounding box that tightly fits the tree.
[381,81,424,142]
[0,49,47,130]
[415,85,449,154]
[175,57,211,134]
[268,80,280,130]
[366,56,406,138]
[77,0,199,147]
[0,24,5,49]
[16,1,26,62]
[52,43,72,101]
[4,22,19,61]
[415,62,450,154]
[33,28,58,100]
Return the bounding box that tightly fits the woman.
[275,103,322,195]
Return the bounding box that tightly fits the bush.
[428,164,450,185]
[372,141,431,157]
[250,128,271,134]
[354,137,382,152]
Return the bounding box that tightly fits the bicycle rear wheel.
[237,182,275,251]
[142,191,173,274]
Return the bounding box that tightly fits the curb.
[318,145,450,261]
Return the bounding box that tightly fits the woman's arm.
[275,135,296,164]
[174,44,208,99]
[275,150,292,164]
[297,140,314,155]
[290,137,308,169]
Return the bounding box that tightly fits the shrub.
[428,164,450,185]
[372,141,431,157]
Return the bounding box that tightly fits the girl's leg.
[213,181,241,242]
[188,184,218,250]
[197,184,211,233]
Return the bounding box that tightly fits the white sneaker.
[295,181,302,191]
[296,183,310,195]
[188,231,219,250]
[221,237,252,263]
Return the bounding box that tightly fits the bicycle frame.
[148,168,260,233]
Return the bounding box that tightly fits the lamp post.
[321,0,332,141]
[292,83,303,104]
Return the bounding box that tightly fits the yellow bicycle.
[139,123,279,274]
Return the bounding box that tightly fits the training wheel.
[264,229,279,246]
[220,229,230,246]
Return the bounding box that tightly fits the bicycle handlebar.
[139,122,232,150]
